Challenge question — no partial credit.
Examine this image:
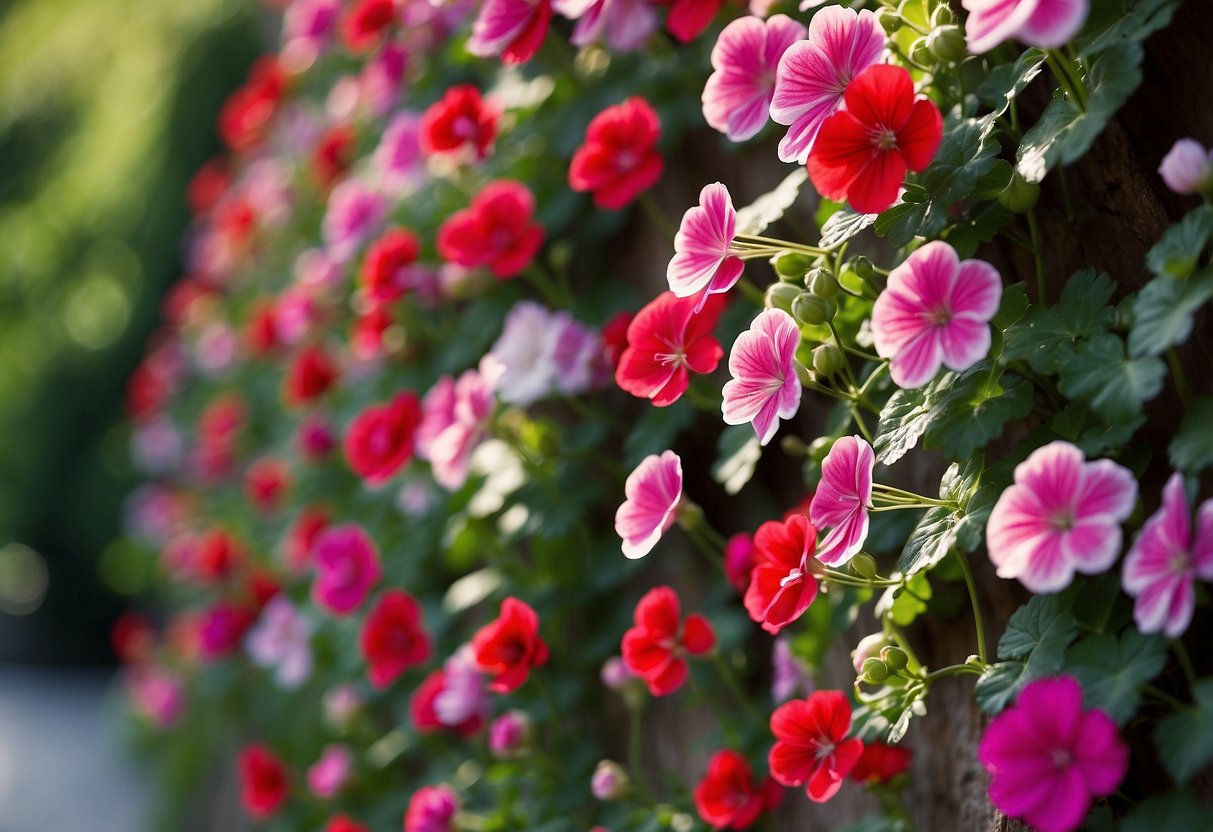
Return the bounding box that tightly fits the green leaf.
[874,201,931,248]
[711,425,762,495]
[1120,791,1211,832]
[735,168,808,235]
[1145,205,1213,279]
[897,458,993,575]
[837,818,909,832]
[924,364,1035,460]
[1129,271,1213,357]
[976,594,1078,714]
[1065,629,1167,724]
[1016,42,1143,183]
[975,48,1047,115]
[876,571,932,627]
[1050,402,1145,455]
[992,282,1031,331]
[975,661,1029,714]
[1002,269,1115,373]
[819,208,877,248]
[873,382,939,465]
[1058,333,1166,424]
[1155,679,1213,785]
[1169,397,1213,473]
[1077,0,1182,57]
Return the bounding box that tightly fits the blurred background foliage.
[0,0,260,662]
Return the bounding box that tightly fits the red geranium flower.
[218,56,286,152]
[245,457,289,513]
[744,514,820,635]
[325,815,369,832]
[420,85,500,160]
[849,741,912,785]
[285,346,339,407]
[238,743,289,819]
[768,690,864,803]
[312,124,358,188]
[110,612,155,664]
[621,585,715,696]
[472,597,549,693]
[569,97,664,210]
[351,305,396,361]
[187,157,231,216]
[694,749,782,830]
[660,0,723,43]
[360,589,432,688]
[283,504,330,573]
[615,291,726,407]
[360,228,422,303]
[601,310,634,371]
[436,180,545,279]
[807,64,943,215]
[344,392,423,485]
[245,299,281,357]
[193,528,244,583]
[410,670,484,736]
[342,0,397,53]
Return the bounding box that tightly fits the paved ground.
[0,665,147,831]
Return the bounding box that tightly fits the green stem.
[1174,640,1197,690]
[954,550,988,663]
[524,264,572,308]
[851,405,874,443]
[1144,683,1189,712]
[627,703,657,805]
[639,192,676,242]
[1027,209,1047,303]
[1167,349,1192,406]
[922,663,984,683]
[712,653,765,730]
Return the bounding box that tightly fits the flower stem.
[627,701,657,805]
[954,549,987,663]
[734,233,828,256]
[1167,349,1192,406]
[712,653,766,730]
[1027,208,1047,303]
[639,192,676,243]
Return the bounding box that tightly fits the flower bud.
[808,436,832,464]
[780,435,809,457]
[591,760,630,801]
[931,2,954,26]
[1159,138,1213,196]
[600,656,637,690]
[852,632,887,673]
[998,172,1041,213]
[881,646,909,671]
[861,656,889,684]
[794,361,815,387]
[876,7,900,34]
[927,25,967,65]
[850,255,875,281]
[792,292,833,326]
[806,268,840,299]
[765,282,800,314]
[850,552,877,579]
[774,251,816,279]
[812,343,844,377]
[489,710,533,759]
[910,37,933,68]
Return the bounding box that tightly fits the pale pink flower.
[295,247,344,289]
[772,637,813,702]
[312,524,383,615]
[667,182,744,310]
[871,240,1002,389]
[615,450,683,559]
[850,632,886,674]
[769,6,884,164]
[131,419,183,475]
[433,645,490,729]
[1122,473,1213,638]
[987,441,1137,593]
[247,596,314,688]
[551,313,609,395]
[307,744,354,799]
[556,0,658,51]
[1159,138,1213,196]
[488,301,561,405]
[979,676,1127,832]
[703,15,807,142]
[323,178,388,262]
[416,361,500,490]
[809,435,874,566]
[721,308,802,445]
[600,655,640,689]
[962,0,1089,55]
[126,665,185,729]
[374,111,426,196]
[194,323,237,377]
[324,684,364,727]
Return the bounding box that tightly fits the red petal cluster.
[743,514,819,634]
[693,749,782,830]
[768,690,863,802]
[360,589,432,688]
[238,743,289,819]
[615,292,726,407]
[569,97,664,210]
[621,585,715,695]
[472,596,549,693]
[437,180,545,279]
[420,85,500,160]
[343,392,423,485]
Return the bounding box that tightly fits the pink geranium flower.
[987,441,1137,593]
[556,0,658,52]
[871,241,1002,389]
[768,6,884,164]
[809,435,874,566]
[962,0,1089,55]
[1159,138,1213,196]
[312,523,383,615]
[702,15,807,143]
[416,360,500,491]
[405,784,459,832]
[322,178,387,262]
[467,0,552,64]
[722,308,802,445]
[979,676,1127,832]
[615,450,683,559]
[1123,472,1213,638]
[246,596,313,688]
[667,183,745,311]
[307,744,354,799]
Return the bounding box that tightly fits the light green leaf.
[736,168,808,235]
[1129,271,1213,358]
[711,425,762,495]
[1058,333,1166,424]
[1065,629,1167,724]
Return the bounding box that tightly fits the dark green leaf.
[977,594,1078,714]
[992,282,1031,331]
[1155,679,1213,784]
[1065,629,1167,724]
[975,49,1047,114]
[874,201,931,248]
[897,458,991,575]
[924,365,1035,459]
[1169,397,1213,473]
[819,208,877,248]
[1002,269,1115,373]
[1145,205,1213,279]
[1058,334,1166,424]
[975,661,1028,714]
[1129,271,1213,358]
[1051,402,1146,455]
[1120,791,1211,832]
[1077,0,1182,57]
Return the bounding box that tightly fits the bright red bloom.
[849,741,912,785]
[344,392,423,485]
[199,601,254,660]
[285,346,339,407]
[194,528,243,583]
[621,586,715,696]
[360,228,422,303]
[341,0,397,53]
[283,504,330,573]
[420,85,499,160]
[110,612,155,664]
[410,670,485,736]
[744,514,819,635]
[218,56,286,152]
[807,64,942,215]
[694,750,783,830]
[245,299,281,357]
[601,310,634,370]
[351,305,396,360]
[569,97,664,210]
[660,0,723,42]
[187,157,231,216]
[312,124,358,188]
[360,589,432,688]
[471,597,549,693]
[615,291,726,407]
[768,690,863,803]
[436,180,545,279]
[325,815,369,832]
[245,457,290,513]
[238,743,289,819]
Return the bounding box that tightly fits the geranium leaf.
[1002,269,1115,373]
[1121,791,1210,832]
[1129,271,1213,358]
[1145,205,1213,279]
[1169,397,1213,473]
[1077,0,1182,57]
[1065,629,1168,724]
[735,168,808,236]
[923,364,1035,460]
[1155,679,1213,785]
[873,382,938,465]
[977,594,1078,714]
[975,49,1046,116]
[1058,333,1165,424]
[975,661,1029,715]
[819,207,877,248]
[711,426,762,495]
[897,458,992,575]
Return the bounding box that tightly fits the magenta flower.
[962,0,1089,55]
[125,665,185,729]
[1122,472,1213,638]
[1159,138,1213,196]
[322,178,387,262]
[615,450,683,559]
[307,744,353,799]
[466,0,551,64]
[667,182,744,311]
[979,676,1127,832]
[721,309,802,445]
[768,6,884,164]
[373,111,426,196]
[987,441,1137,593]
[556,0,658,52]
[311,523,383,615]
[809,435,874,566]
[702,15,807,143]
[405,784,459,832]
[871,241,1002,389]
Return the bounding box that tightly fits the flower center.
[489,228,512,250]
[926,304,952,326]
[369,423,395,456]
[616,149,637,170]
[814,740,836,761]
[871,127,898,152]
[1170,546,1192,575]
[1050,748,1072,769]
[1050,509,1076,533]
[453,115,476,140]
